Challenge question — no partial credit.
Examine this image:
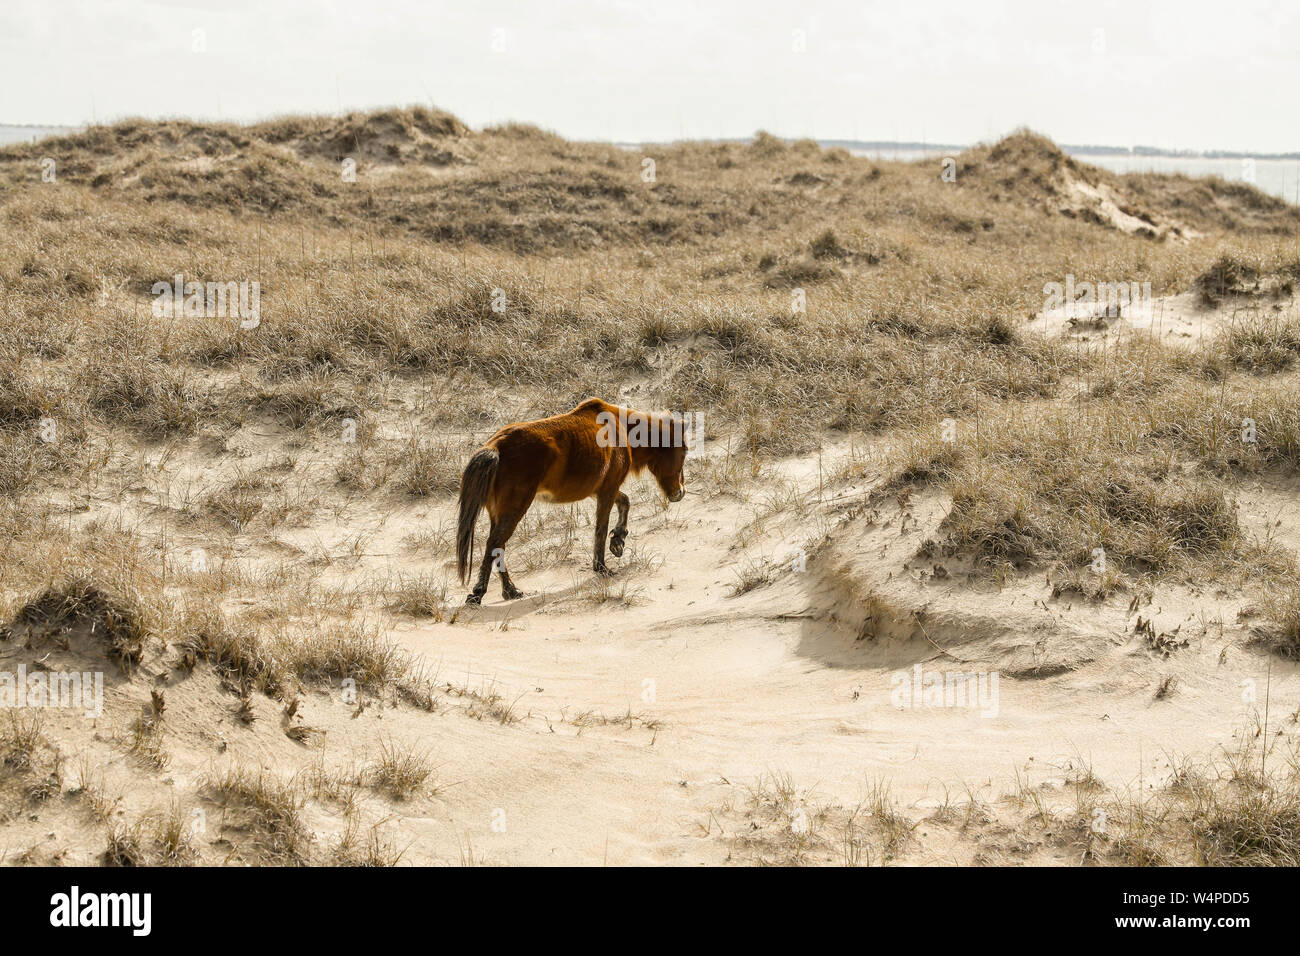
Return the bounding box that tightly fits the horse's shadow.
[451,577,595,624]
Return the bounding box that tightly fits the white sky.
[1,0,1296,152]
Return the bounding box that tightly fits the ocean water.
[0,125,78,147]
[1084,154,1299,205]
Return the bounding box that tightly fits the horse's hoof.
[465,593,483,606]
[502,586,524,600]
[609,532,626,557]
[593,563,613,577]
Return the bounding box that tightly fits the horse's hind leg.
[467,516,499,604]
[608,492,630,558]
[491,506,529,600]
[466,490,532,604]
[495,538,524,600]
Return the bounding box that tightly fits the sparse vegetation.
[363,738,436,799]
[2,107,1300,868]
[12,576,150,669]
[201,766,312,864]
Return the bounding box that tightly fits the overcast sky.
[1,0,1295,152]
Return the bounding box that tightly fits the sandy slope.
[369,455,1297,864]
[4,364,1299,866]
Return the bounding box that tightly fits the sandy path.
[15,400,1295,866]
[375,459,1300,864]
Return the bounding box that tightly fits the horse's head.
[625,409,690,502]
[656,441,687,502]
[650,414,689,503]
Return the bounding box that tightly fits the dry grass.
[126,710,169,770]
[12,575,150,669]
[201,765,312,864]
[1258,585,1300,658]
[2,109,1300,868]
[1191,786,1300,865]
[363,737,437,800]
[104,802,199,866]
[382,573,449,619]
[331,814,408,866]
[3,116,1294,613]
[717,736,1300,867]
[719,773,915,866]
[5,113,1275,455]
[399,437,465,498]
[0,711,49,773]
[880,369,1300,596]
[0,711,63,806]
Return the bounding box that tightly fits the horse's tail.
[457,447,499,584]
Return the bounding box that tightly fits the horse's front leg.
[592,493,615,575]
[608,492,630,557]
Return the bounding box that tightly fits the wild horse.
[456,398,689,605]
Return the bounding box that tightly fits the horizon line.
[1,118,1296,161]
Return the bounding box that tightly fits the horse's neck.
[627,435,652,471]
[629,434,673,477]
[625,412,659,471]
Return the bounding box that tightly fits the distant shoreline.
[617,138,1300,162]
[819,140,1300,161]
[2,123,1296,161]
[0,123,80,133]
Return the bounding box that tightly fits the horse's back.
[488,399,613,454]
[485,400,623,504]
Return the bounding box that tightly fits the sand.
[4,375,1298,865]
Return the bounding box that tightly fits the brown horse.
[456,398,689,604]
